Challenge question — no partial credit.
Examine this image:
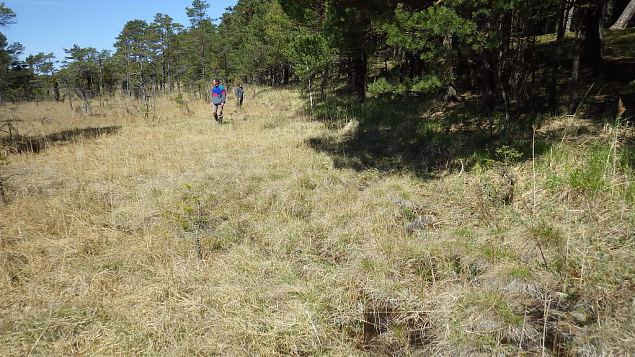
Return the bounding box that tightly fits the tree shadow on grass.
[306,96,553,179]
[1,126,122,154]
[306,28,635,180]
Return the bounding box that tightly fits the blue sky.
[3,0,237,62]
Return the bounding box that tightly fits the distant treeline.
[0,0,633,114]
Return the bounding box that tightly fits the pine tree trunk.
[347,57,355,88]
[569,29,582,114]
[581,3,604,66]
[611,0,635,29]
[125,53,131,97]
[320,69,327,101]
[478,53,496,115]
[308,76,314,114]
[271,68,275,87]
[53,81,60,102]
[282,64,290,85]
[82,92,90,114]
[549,0,568,108]
[352,52,367,102]
[565,3,575,32]
[498,11,513,123]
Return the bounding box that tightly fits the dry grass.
[0,89,633,355]
[0,93,218,137]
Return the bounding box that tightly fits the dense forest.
[1,0,634,115]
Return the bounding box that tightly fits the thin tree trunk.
[581,3,603,66]
[282,64,290,85]
[168,62,172,92]
[569,29,582,114]
[565,2,575,32]
[125,52,131,97]
[600,2,606,42]
[497,11,513,123]
[479,53,495,115]
[308,76,314,114]
[352,52,368,102]
[611,0,635,29]
[271,68,275,87]
[550,0,568,108]
[53,81,60,102]
[82,92,90,114]
[347,57,355,87]
[529,37,537,113]
[320,69,328,101]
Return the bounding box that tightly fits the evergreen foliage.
[0,0,631,112]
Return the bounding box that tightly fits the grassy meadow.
[0,88,634,355]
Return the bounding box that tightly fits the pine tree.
[60,45,101,113]
[0,2,15,27]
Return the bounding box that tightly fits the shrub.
[172,93,193,115]
[495,145,523,165]
[367,78,394,98]
[411,75,443,94]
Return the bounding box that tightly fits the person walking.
[235,84,244,108]
[210,79,226,124]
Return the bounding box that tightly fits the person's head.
[239,84,243,88]
[213,79,219,86]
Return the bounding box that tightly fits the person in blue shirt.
[210,79,226,123]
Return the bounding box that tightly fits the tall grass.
[0,89,633,355]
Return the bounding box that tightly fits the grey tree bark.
[565,3,575,32]
[611,0,635,29]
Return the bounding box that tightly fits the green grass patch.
[464,292,524,326]
[604,28,635,58]
[481,243,520,263]
[454,226,474,238]
[546,142,635,202]
[505,265,533,281]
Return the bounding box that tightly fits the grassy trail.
[1,89,633,355]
